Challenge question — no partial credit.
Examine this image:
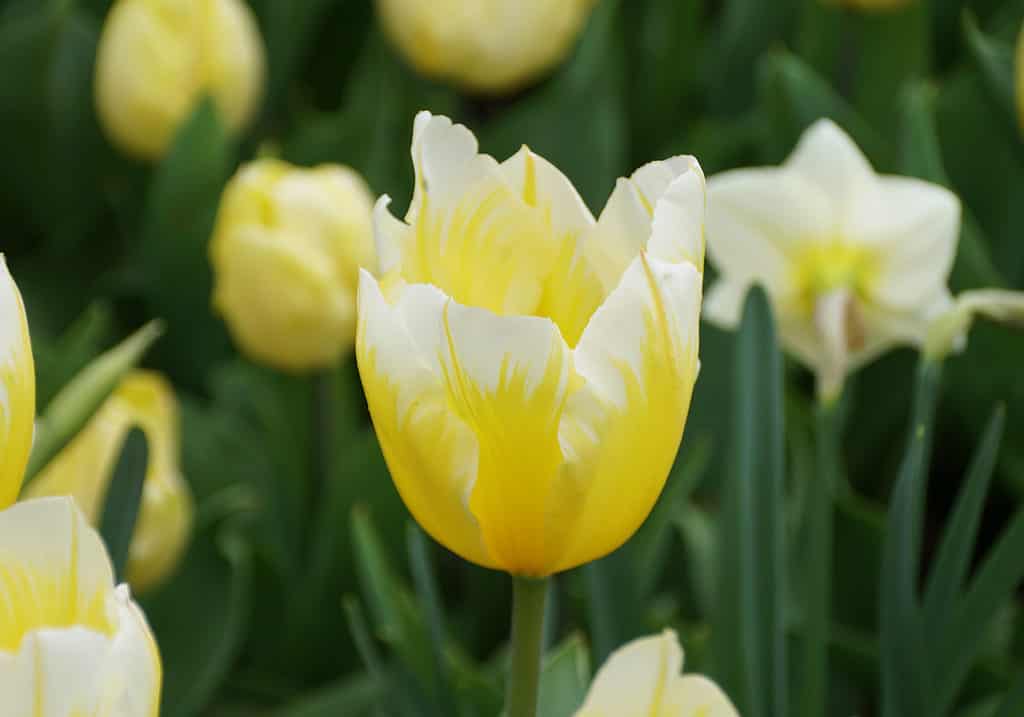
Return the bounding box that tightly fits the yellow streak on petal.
[0,262,34,510]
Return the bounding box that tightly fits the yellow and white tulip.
[210,159,376,372]
[357,112,704,577]
[574,629,738,717]
[26,371,193,593]
[0,496,162,717]
[0,255,34,509]
[705,119,960,399]
[95,0,265,160]
[375,0,596,93]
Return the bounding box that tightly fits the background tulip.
[0,496,162,716]
[95,0,265,160]
[375,0,596,93]
[357,112,705,577]
[26,371,192,593]
[0,256,34,509]
[210,159,376,373]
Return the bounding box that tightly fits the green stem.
[310,370,333,542]
[800,396,842,717]
[506,576,549,717]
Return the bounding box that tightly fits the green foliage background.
[2,0,1023,715]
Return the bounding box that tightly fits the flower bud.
[95,0,266,160]
[376,0,596,93]
[26,371,193,594]
[210,159,376,372]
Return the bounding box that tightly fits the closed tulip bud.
[358,112,704,577]
[376,0,596,93]
[210,159,376,372]
[0,496,162,715]
[26,372,192,594]
[0,255,34,509]
[95,0,265,160]
[704,120,960,400]
[575,630,738,717]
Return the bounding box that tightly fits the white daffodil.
[0,255,34,509]
[574,629,738,717]
[704,119,960,399]
[0,496,162,716]
[357,112,704,577]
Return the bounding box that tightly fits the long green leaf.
[994,672,1024,717]
[98,427,148,582]
[922,407,1005,645]
[713,285,787,717]
[880,360,941,717]
[537,635,591,717]
[963,12,1018,135]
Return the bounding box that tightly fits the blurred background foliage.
[2,0,1024,715]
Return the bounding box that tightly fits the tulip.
[0,497,162,715]
[95,0,265,160]
[357,112,705,578]
[574,630,738,717]
[704,119,960,400]
[0,255,34,509]
[375,0,596,93]
[26,372,192,593]
[210,159,376,372]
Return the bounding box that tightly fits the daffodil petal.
[702,278,748,329]
[356,271,494,569]
[557,255,701,571]
[0,256,34,509]
[574,629,683,717]
[785,118,876,220]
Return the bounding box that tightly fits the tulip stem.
[506,576,549,717]
[310,371,334,548]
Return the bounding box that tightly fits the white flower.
[704,119,960,398]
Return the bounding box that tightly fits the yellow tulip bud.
[0,497,162,713]
[0,255,34,509]
[95,0,266,160]
[210,159,376,372]
[26,371,193,594]
[376,0,596,93]
[358,112,704,576]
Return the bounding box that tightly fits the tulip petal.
[852,177,961,309]
[0,497,114,652]
[668,675,741,717]
[0,255,34,509]
[356,272,495,570]
[499,145,595,236]
[557,254,701,571]
[647,160,706,272]
[785,119,876,221]
[373,195,411,276]
[574,629,683,717]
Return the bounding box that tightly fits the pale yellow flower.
[0,255,34,509]
[0,496,162,716]
[705,119,960,399]
[95,0,265,160]
[376,0,596,93]
[210,159,376,372]
[26,372,193,594]
[574,630,738,717]
[358,112,704,576]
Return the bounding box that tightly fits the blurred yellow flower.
[574,630,738,717]
[0,255,34,510]
[95,0,265,160]
[0,496,162,715]
[705,119,960,399]
[210,159,376,372]
[376,0,595,93]
[26,372,193,594]
[358,112,704,577]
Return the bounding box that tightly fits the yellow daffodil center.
[791,241,879,316]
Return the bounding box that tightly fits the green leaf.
[143,526,252,717]
[98,427,148,581]
[271,672,383,717]
[537,635,591,717]
[880,360,941,717]
[923,408,1005,645]
[963,12,1019,136]
[712,285,787,717]
[33,302,115,410]
[138,98,234,389]
[23,320,163,484]
[994,672,1024,717]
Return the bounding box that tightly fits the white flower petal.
[575,629,683,717]
[373,195,411,276]
[668,675,741,717]
[702,278,748,329]
[785,119,876,221]
[499,145,595,237]
[646,159,706,271]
